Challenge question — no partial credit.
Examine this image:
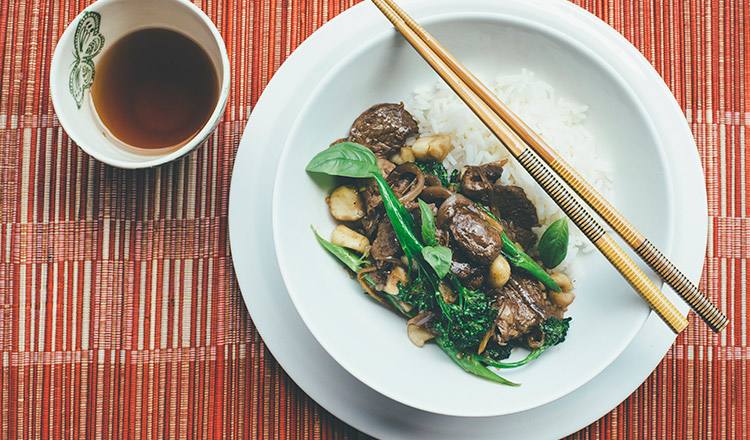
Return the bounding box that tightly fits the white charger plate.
[229,0,704,437]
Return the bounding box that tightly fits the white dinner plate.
[228,0,705,437]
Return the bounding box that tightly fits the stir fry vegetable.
[416,160,458,188]
[482,317,571,368]
[307,141,571,385]
[436,336,518,386]
[374,174,497,348]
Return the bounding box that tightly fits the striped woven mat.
[0,0,746,438]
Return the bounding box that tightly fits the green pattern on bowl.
[69,11,104,109]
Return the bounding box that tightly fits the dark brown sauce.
[91,28,219,150]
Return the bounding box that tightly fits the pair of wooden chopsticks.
[371,0,728,333]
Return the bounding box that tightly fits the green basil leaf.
[537,218,569,269]
[305,142,379,178]
[418,198,438,246]
[421,245,452,279]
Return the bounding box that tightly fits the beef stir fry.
[307,103,574,385]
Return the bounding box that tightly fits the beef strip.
[449,250,486,290]
[492,273,562,346]
[348,103,419,157]
[490,184,539,230]
[370,197,434,264]
[500,218,538,251]
[370,220,403,263]
[359,161,419,221]
[355,180,384,239]
[436,194,503,265]
[490,184,540,250]
[360,180,383,216]
[354,215,379,240]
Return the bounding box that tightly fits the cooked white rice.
[406,69,613,279]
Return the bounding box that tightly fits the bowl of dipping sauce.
[50,0,230,168]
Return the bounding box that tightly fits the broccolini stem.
[499,232,560,292]
[481,347,546,369]
[435,337,519,386]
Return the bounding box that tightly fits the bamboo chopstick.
[375,0,726,334]
[371,0,691,334]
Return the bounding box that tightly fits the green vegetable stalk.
[436,337,519,386]
[371,173,453,319]
[500,233,560,292]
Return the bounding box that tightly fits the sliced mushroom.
[328,185,364,221]
[411,134,453,161]
[384,266,409,295]
[459,165,493,202]
[330,225,369,254]
[389,146,415,165]
[438,280,456,304]
[477,328,494,355]
[407,323,436,347]
[437,194,504,265]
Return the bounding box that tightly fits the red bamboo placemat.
[0,0,746,438]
